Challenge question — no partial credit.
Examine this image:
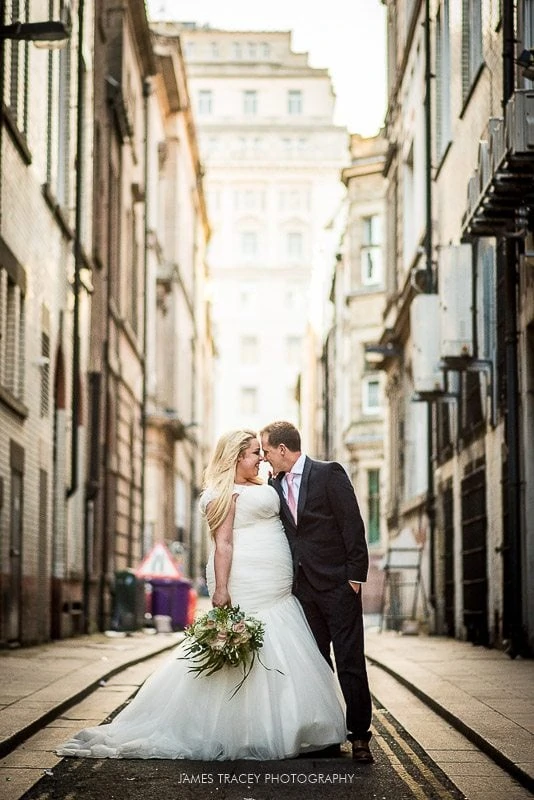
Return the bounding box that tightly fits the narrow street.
[17,748,461,800]
[3,644,531,800]
[12,653,462,800]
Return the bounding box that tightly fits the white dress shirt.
[283,453,307,505]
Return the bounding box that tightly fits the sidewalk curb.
[366,654,534,794]
[0,637,181,760]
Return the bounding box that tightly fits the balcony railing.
[461,90,534,238]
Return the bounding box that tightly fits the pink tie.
[286,472,298,522]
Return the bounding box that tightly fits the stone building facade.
[84,0,156,631]
[376,0,534,652]
[144,30,214,582]
[0,2,214,642]
[0,0,94,644]
[165,25,348,441]
[324,133,389,616]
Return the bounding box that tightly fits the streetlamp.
[0,19,71,44]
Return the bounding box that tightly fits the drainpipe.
[141,78,151,557]
[67,0,85,499]
[322,345,330,461]
[84,371,100,633]
[501,0,524,656]
[424,0,436,609]
[99,101,114,633]
[502,239,523,656]
[189,196,203,578]
[424,0,434,296]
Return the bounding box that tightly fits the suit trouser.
[295,569,372,741]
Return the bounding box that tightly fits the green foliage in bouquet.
[181,605,268,697]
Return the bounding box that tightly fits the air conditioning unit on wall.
[439,244,473,361]
[410,294,444,394]
[506,90,534,155]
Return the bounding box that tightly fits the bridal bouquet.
[181,605,267,697]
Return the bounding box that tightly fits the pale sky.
[147,0,387,136]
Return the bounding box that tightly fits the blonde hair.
[201,429,263,533]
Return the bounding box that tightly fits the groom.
[260,420,373,762]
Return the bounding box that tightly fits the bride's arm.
[211,494,238,608]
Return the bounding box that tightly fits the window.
[128,204,139,334]
[243,189,258,211]
[53,37,73,206]
[240,231,258,257]
[239,282,257,310]
[109,162,121,303]
[287,232,303,260]
[235,189,265,212]
[363,215,381,246]
[367,470,380,545]
[477,241,496,360]
[288,90,302,115]
[240,336,258,363]
[363,377,380,414]
[279,189,305,211]
[282,137,293,153]
[198,90,213,115]
[361,249,382,285]
[261,42,270,58]
[241,387,258,414]
[233,42,242,59]
[207,136,219,155]
[248,42,257,59]
[243,90,257,115]
[184,41,195,59]
[361,215,383,285]
[3,0,30,136]
[210,42,219,58]
[286,336,302,364]
[285,289,296,309]
[462,0,483,98]
[436,0,452,156]
[0,264,25,402]
[40,331,50,417]
[403,144,415,264]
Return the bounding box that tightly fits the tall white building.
[158,25,348,439]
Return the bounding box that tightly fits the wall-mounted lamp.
[517,49,534,81]
[364,343,402,368]
[412,391,458,404]
[0,19,71,48]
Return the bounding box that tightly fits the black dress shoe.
[351,739,374,763]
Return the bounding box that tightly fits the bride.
[57,430,347,761]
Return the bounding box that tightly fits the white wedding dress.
[57,484,347,760]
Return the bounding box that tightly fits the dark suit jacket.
[271,457,369,591]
